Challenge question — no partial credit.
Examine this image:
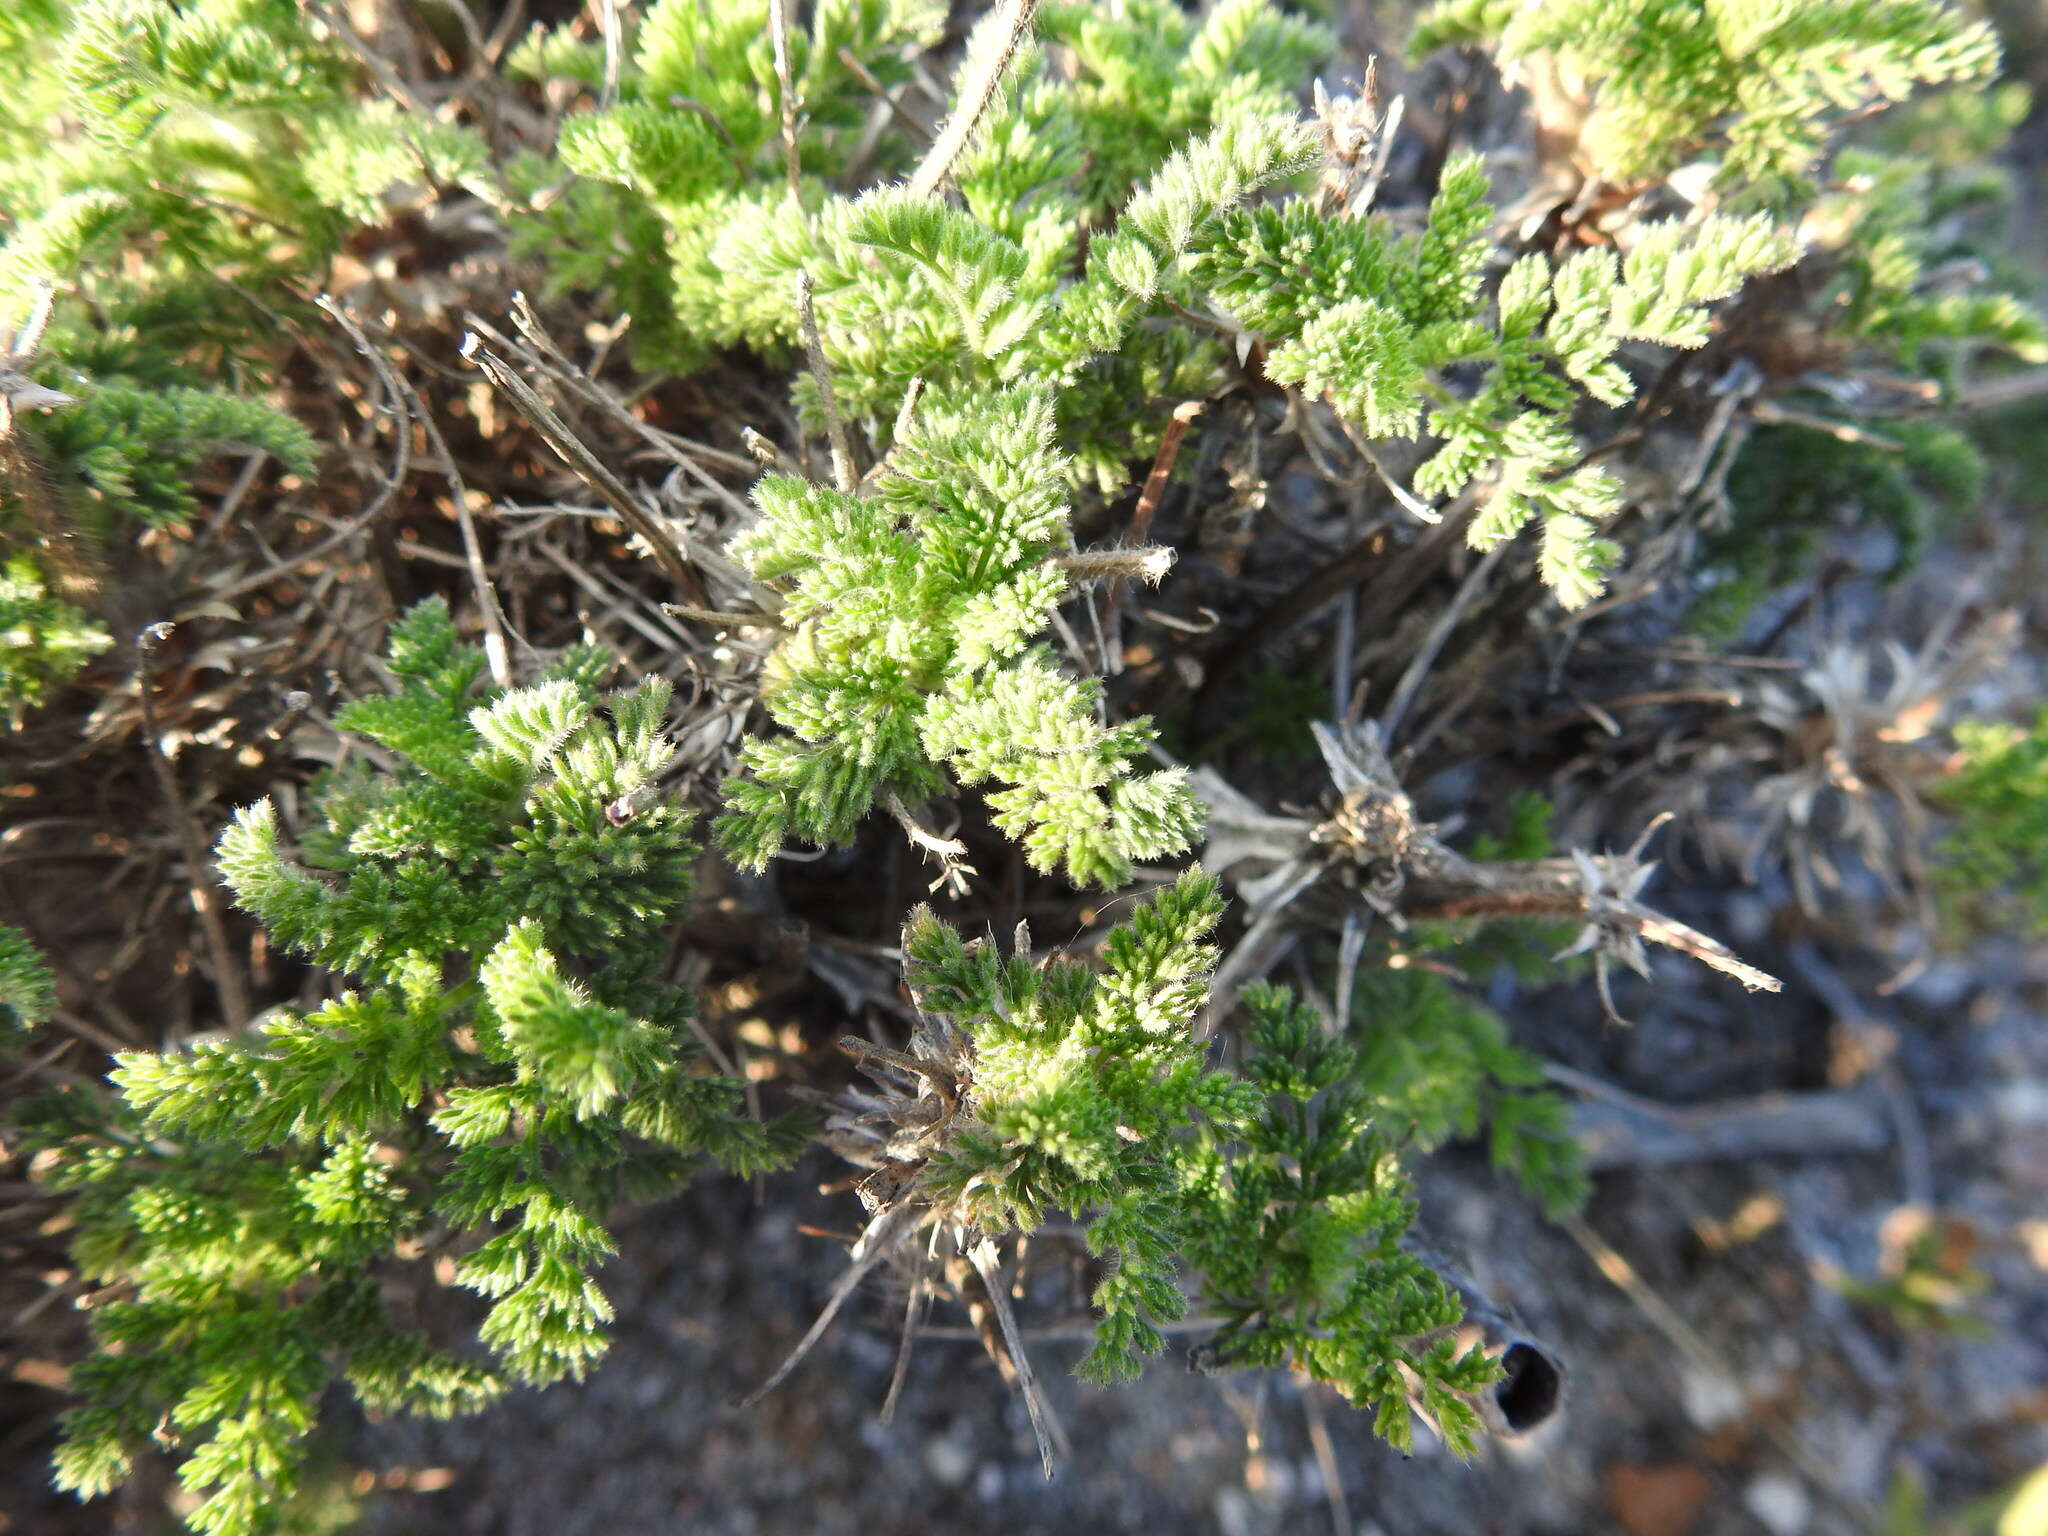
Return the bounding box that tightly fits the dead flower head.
[1749,624,2009,913]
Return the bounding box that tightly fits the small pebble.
[1212,1486,1257,1536]
[1678,1365,1744,1430]
[924,1436,974,1487]
[1745,1472,1812,1536]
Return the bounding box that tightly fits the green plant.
[1693,418,1986,639]
[0,0,491,333]
[20,372,317,535]
[1936,707,2048,933]
[1185,982,1502,1449]
[13,0,2042,1529]
[507,0,945,374]
[1410,0,2042,631]
[532,0,1809,606]
[0,339,314,730]
[1330,795,1588,1220]
[872,877,1500,1445]
[0,0,495,724]
[1410,0,2000,193]
[516,0,1329,485]
[32,600,796,1534]
[1200,161,1800,604]
[0,550,109,726]
[0,921,56,1044]
[717,387,1202,887]
[1814,147,2048,374]
[1347,966,1588,1221]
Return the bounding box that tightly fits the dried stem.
[134,624,251,1032]
[1100,400,1201,669]
[1378,542,1504,741]
[1402,871,1783,993]
[878,1267,926,1425]
[794,272,858,493]
[906,0,1040,199]
[968,1236,1065,1478]
[593,0,622,110]
[839,46,933,144]
[461,331,711,606]
[1302,1386,1352,1536]
[322,296,515,687]
[768,0,803,197]
[1054,546,1176,585]
[883,792,976,896]
[660,602,787,631]
[736,1198,924,1410]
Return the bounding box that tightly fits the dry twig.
[460,331,711,606]
[794,273,858,493]
[1100,401,1202,671]
[906,0,1040,198]
[134,623,250,1032]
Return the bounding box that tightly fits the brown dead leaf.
[1606,1461,1712,1536]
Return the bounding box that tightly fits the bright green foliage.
[0,0,486,723]
[1180,983,1501,1451]
[0,0,487,329]
[681,105,1315,484]
[0,0,472,505]
[0,552,110,726]
[0,0,436,481]
[1036,0,1333,216]
[21,375,315,534]
[37,600,795,1536]
[903,877,1500,1445]
[1936,709,2048,935]
[522,0,1319,482]
[0,922,56,1045]
[510,0,945,373]
[300,100,497,226]
[1413,0,2000,191]
[1348,968,1588,1221]
[0,0,494,303]
[905,872,1248,1381]
[1811,146,2048,375]
[1202,156,1800,605]
[718,389,1201,887]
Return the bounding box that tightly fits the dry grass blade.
[794,273,857,493]
[460,332,711,606]
[768,0,802,196]
[319,294,514,688]
[133,623,250,1032]
[1100,400,1201,672]
[906,0,1041,199]
[968,1235,1066,1478]
[878,1267,927,1425]
[838,46,933,144]
[735,1197,923,1410]
[1615,901,1783,992]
